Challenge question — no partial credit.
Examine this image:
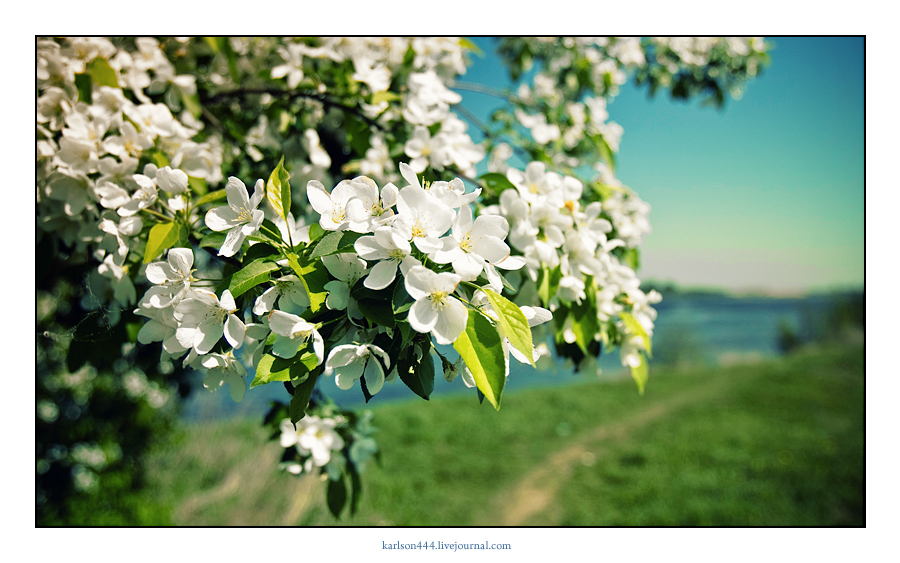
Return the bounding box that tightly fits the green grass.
[143,344,864,526]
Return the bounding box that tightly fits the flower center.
[459,233,473,253]
[410,219,426,239]
[428,290,449,310]
[231,205,253,224]
[290,326,311,340]
[388,248,406,260]
[331,203,345,222]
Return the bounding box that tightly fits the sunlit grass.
[144,344,863,526]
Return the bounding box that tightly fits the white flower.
[142,247,194,308]
[515,109,561,144]
[354,226,415,290]
[324,343,391,394]
[306,179,358,232]
[404,266,468,345]
[252,275,310,316]
[134,302,187,358]
[303,129,332,168]
[116,174,158,217]
[432,204,510,281]
[343,176,398,233]
[155,166,188,194]
[281,416,345,467]
[205,177,265,257]
[393,181,453,253]
[322,253,368,311]
[174,289,245,355]
[352,56,391,93]
[200,351,248,402]
[267,310,324,363]
[271,43,305,89]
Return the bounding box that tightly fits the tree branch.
[200,87,387,132]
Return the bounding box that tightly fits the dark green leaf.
[397,341,435,400]
[286,252,330,313]
[310,230,364,260]
[348,465,363,515]
[289,371,320,422]
[357,298,395,328]
[307,224,325,243]
[243,242,280,263]
[251,351,317,388]
[571,298,600,356]
[537,266,561,308]
[327,474,347,518]
[74,73,92,104]
[478,172,517,196]
[392,278,414,315]
[199,231,226,250]
[227,258,281,298]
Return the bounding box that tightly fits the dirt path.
[488,376,739,526]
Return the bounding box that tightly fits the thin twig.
[448,80,512,101]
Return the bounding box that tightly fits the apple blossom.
[205,177,265,257]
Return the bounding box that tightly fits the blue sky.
[456,37,864,294]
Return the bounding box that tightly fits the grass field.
[144,343,864,526]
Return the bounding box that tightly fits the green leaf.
[251,352,317,388]
[74,73,92,104]
[392,279,414,315]
[370,90,401,105]
[348,464,363,515]
[619,311,652,358]
[594,134,617,171]
[623,248,640,271]
[227,258,281,298]
[307,224,325,244]
[357,298,395,328]
[143,222,185,264]
[180,88,202,119]
[453,309,506,410]
[150,151,170,169]
[327,474,348,519]
[203,37,220,52]
[243,242,280,263]
[397,343,435,400]
[571,284,600,356]
[481,287,534,367]
[88,58,119,88]
[537,266,561,305]
[199,231,226,250]
[310,231,364,260]
[188,176,208,196]
[286,252,330,313]
[195,189,227,208]
[478,172,517,196]
[630,352,649,395]
[266,156,291,221]
[289,371,320,422]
